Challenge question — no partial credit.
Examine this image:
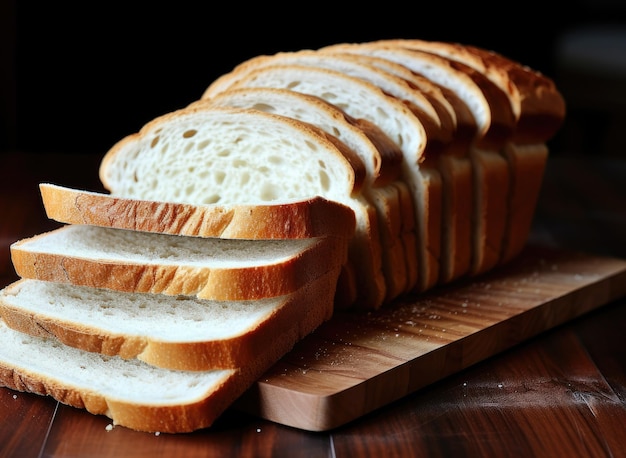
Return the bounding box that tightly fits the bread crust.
[40,183,356,240]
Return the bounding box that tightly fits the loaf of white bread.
[0,38,565,433]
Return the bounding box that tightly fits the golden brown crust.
[377,39,566,144]
[465,45,566,143]
[40,183,356,240]
[499,144,549,263]
[438,155,473,283]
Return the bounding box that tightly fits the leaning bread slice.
[0,269,338,371]
[10,225,345,301]
[224,63,443,297]
[39,183,356,240]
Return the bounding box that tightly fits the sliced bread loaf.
[10,224,344,301]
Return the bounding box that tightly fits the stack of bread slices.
[0,38,565,433]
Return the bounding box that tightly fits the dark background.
[2,1,626,157]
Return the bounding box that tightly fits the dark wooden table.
[1,151,625,457]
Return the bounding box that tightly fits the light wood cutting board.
[235,245,626,431]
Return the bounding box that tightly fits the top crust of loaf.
[40,183,356,240]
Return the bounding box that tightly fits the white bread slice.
[196,86,413,302]
[99,105,366,204]
[0,269,338,371]
[97,105,378,308]
[39,183,356,240]
[0,269,338,433]
[221,63,443,296]
[321,43,517,277]
[10,225,345,301]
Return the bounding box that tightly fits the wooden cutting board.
[235,245,626,431]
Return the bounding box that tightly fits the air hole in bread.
[202,195,221,204]
[260,183,278,201]
[252,102,275,112]
[183,129,197,138]
[268,156,283,165]
[319,170,330,191]
[214,171,226,184]
[184,142,194,153]
[286,81,301,90]
[150,136,160,148]
[197,139,211,150]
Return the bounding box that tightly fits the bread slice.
[99,105,366,203]
[0,269,338,433]
[39,183,356,240]
[10,224,345,301]
[196,86,413,302]
[0,268,339,371]
[220,63,443,296]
